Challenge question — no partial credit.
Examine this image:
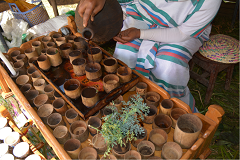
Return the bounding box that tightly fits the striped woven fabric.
[114,0,221,112]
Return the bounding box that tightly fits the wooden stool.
[189,52,236,104]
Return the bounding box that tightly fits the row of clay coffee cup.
[45,113,105,159]
[131,82,203,152]
[133,81,189,128]
[9,32,88,73]
[63,79,99,107]
[62,75,126,108]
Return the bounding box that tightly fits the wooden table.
[0,19,225,159]
[0,60,225,159]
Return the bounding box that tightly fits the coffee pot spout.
[82,28,94,40]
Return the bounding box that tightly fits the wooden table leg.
[225,64,234,90]
[48,0,59,17]
[204,64,219,104]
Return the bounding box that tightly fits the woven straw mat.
[199,34,239,63]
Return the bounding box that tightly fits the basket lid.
[199,34,239,64]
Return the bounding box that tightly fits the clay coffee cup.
[16,54,28,66]
[54,90,62,99]
[87,116,102,136]
[102,105,118,117]
[53,125,71,144]
[78,147,98,160]
[31,71,42,82]
[103,74,120,93]
[27,66,37,78]
[64,139,82,159]
[144,91,161,108]
[103,57,118,74]
[66,35,77,44]
[124,150,141,160]
[85,62,102,81]
[33,79,46,94]
[47,113,65,129]
[10,50,21,62]
[87,47,102,63]
[28,57,38,67]
[160,99,173,116]
[153,113,172,134]
[25,90,39,106]
[73,37,87,50]
[32,40,43,56]
[55,37,67,47]
[24,47,38,59]
[16,75,31,87]
[33,94,51,108]
[52,98,68,115]
[81,87,99,108]
[44,84,55,100]
[173,114,202,149]
[161,142,182,159]
[69,120,89,143]
[20,83,33,95]
[46,42,57,48]
[149,128,168,151]
[137,140,155,159]
[143,104,158,124]
[92,134,107,155]
[72,58,86,76]
[131,127,147,148]
[117,66,132,83]
[69,50,83,64]
[136,82,148,97]
[59,43,73,59]
[41,48,48,55]
[37,54,51,71]
[41,36,53,48]
[52,32,62,43]
[46,48,62,67]
[13,61,27,75]
[37,104,54,124]
[65,108,80,124]
[109,95,123,113]
[63,79,81,99]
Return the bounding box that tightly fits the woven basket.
[9,1,49,27]
[199,34,239,64]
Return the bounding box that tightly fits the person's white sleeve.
[140,0,222,43]
[140,27,191,43]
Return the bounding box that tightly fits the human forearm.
[140,27,191,43]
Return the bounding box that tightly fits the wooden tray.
[0,63,225,159]
[32,49,139,120]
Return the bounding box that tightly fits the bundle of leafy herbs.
[90,94,149,157]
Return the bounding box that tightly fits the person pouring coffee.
[77,0,222,112]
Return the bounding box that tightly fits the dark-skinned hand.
[78,0,106,27]
[113,28,140,43]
